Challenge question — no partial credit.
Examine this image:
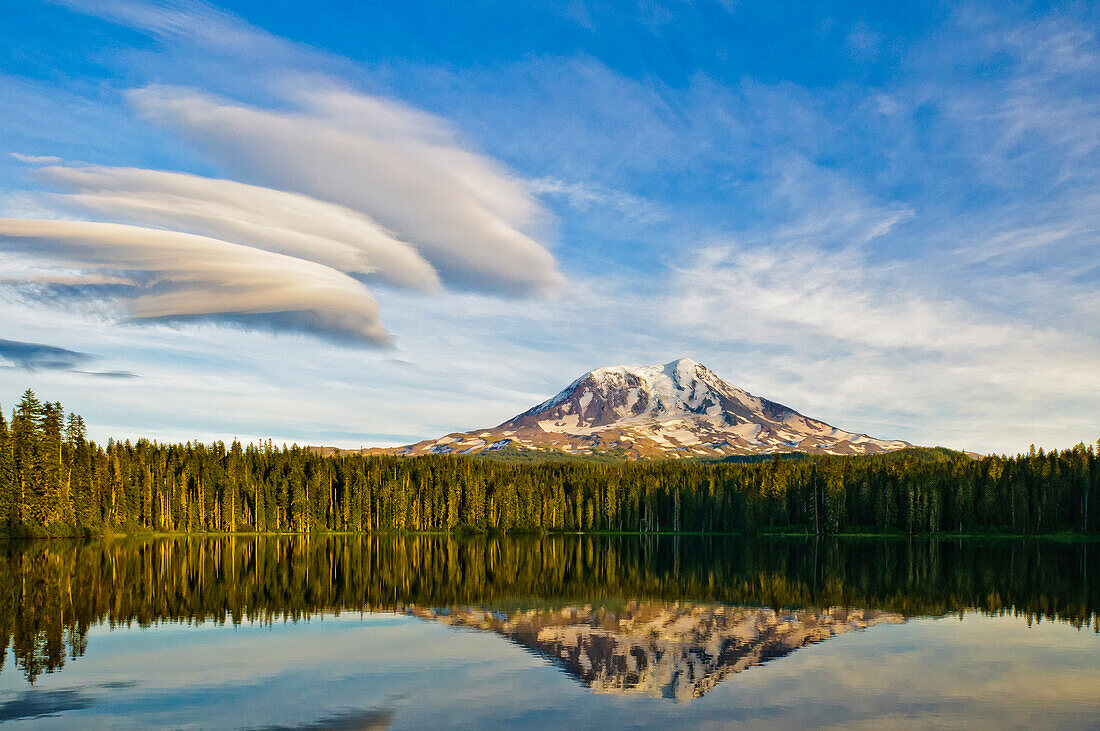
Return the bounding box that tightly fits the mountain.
[368,358,910,460]
[404,602,906,702]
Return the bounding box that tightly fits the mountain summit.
[385,358,910,459]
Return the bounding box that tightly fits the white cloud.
[672,241,1100,451]
[7,0,1094,458]
[530,177,666,224]
[54,0,272,50]
[129,85,565,296]
[0,218,391,345]
[914,14,1100,191]
[10,152,62,164]
[677,245,1002,351]
[4,3,569,353]
[763,155,915,247]
[33,163,441,291]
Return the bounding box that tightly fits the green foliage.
[0,392,1097,536]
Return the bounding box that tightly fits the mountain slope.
[375,358,910,460]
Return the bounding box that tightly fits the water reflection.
[0,681,136,723]
[0,688,94,722]
[255,706,395,730]
[1,534,1095,687]
[0,535,1098,728]
[408,603,905,701]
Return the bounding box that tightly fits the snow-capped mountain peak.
[383,359,911,459]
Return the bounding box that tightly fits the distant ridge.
[351,358,911,460]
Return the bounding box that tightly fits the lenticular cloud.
[0,219,391,345]
[2,81,564,346]
[34,164,442,292]
[129,85,565,296]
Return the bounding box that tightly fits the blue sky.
[1,0,1098,453]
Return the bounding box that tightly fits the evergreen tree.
[0,409,13,526]
[10,389,45,529]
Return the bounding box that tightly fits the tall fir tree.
[11,389,45,529]
[0,408,13,526]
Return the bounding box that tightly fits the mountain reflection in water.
[0,534,1096,688]
[407,603,905,701]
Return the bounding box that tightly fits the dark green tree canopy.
[0,392,1096,538]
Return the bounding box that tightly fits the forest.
[1,389,1097,537]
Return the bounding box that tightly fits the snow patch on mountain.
[375,358,911,459]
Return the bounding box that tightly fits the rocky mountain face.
[404,602,905,702]
[374,358,909,459]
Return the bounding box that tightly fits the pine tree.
[11,389,45,529]
[40,401,65,526]
[0,408,13,527]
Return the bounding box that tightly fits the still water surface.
[0,535,1097,728]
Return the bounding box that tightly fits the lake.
[1,535,1098,728]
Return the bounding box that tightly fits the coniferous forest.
[1,389,1097,537]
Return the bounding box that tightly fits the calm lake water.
[1,535,1098,728]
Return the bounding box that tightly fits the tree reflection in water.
[0,535,1096,688]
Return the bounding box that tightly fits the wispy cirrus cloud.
[10,153,62,164]
[675,242,1098,384]
[671,238,1100,452]
[530,177,667,224]
[52,0,280,52]
[667,146,1100,451]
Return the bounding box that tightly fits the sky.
[0,0,1097,454]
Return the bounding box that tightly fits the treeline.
[1,389,1098,536]
[2,535,1096,681]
